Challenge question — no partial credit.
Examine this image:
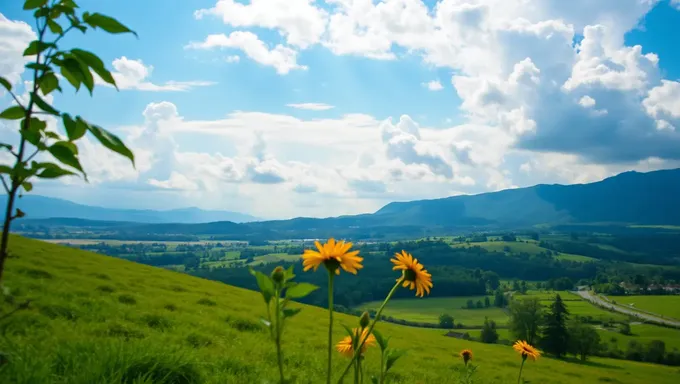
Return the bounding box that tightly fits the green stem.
[327,273,335,384]
[379,351,385,384]
[517,358,526,384]
[275,287,284,384]
[353,357,359,384]
[337,278,403,384]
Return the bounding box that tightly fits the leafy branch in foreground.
[0,0,136,283]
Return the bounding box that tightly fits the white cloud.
[226,55,241,63]
[579,95,596,108]
[106,57,216,91]
[286,103,335,111]
[424,80,444,91]
[672,0,680,10]
[0,13,35,88]
[185,32,307,74]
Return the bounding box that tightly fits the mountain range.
[0,195,259,224]
[10,168,680,238]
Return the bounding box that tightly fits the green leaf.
[385,349,406,372]
[36,162,77,179]
[45,131,60,140]
[0,165,12,175]
[23,41,55,56]
[23,0,48,10]
[84,13,137,37]
[39,72,60,95]
[284,265,296,281]
[250,268,275,304]
[0,76,11,92]
[70,56,94,94]
[21,181,33,192]
[0,106,25,120]
[31,92,60,116]
[58,57,87,92]
[373,329,389,352]
[282,308,301,319]
[26,62,50,71]
[46,19,63,35]
[285,282,318,299]
[71,48,117,88]
[62,114,84,141]
[48,141,83,174]
[86,123,135,165]
[34,7,50,18]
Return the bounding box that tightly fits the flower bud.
[271,266,285,284]
[359,311,370,329]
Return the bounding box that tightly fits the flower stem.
[353,357,359,384]
[275,287,284,384]
[327,272,335,384]
[337,278,403,384]
[517,359,526,384]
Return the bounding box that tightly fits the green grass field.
[359,296,508,326]
[452,241,596,262]
[1,236,678,383]
[616,296,680,320]
[518,291,630,323]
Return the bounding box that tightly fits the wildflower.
[271,266,285,284]
[336,328,376,358]
[390,250,433,297]
[460,349,473,365]
[513,340,541,361]
[302,238,363,275]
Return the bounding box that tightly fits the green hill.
[1,236,677,383]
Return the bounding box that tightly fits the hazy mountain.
[11,169,680,238]
[1,195,260,223]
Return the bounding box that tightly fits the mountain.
[11,168,680,238]
[1,195,260,223]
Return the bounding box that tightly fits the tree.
[480,317,499,344]
[541,294,570,357]
[484,296,490,308]
[483,271,500,290]
[0,0,136,283]
[512,280,521,291]
[520,281,528,294]
[439,314,454,329]
[475,300,483,309]
[493,289,507,308]
[466,299,475,309]
[508,298,543,345]
[568,321,601,361]
[619,323,631,336]
[646,340,666,364]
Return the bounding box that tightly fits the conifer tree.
[541,294,570,357]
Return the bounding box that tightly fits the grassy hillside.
[617,296,680,320]
[1,237,678,383]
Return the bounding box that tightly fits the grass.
[451,241,596,262]
[596,324,680,351]
[518,291,630,324]
[1,236,678,383]
[359,296,508,326]
[615,296,680,320]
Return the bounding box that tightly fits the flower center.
[324,258,340,273]
[404,268,417,282]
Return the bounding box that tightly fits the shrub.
[96,285,116,293]
[226,316,264,333]
[118,294,137,305]
[141,314,172,330]
[196,298,216,306]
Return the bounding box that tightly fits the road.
[574,290,680,328]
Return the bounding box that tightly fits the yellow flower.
[335,328,376,357]
[460,349,473,365]
[390,250,433,297]
[513,340,541,361]
[302,238,363,275]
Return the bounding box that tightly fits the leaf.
[373,329,389,352]
[23,41,55,56]
[36,162,77,179]
[284,264,296,281]
[45,131,60,140]
[285,282,318,299]
[39,72,60,95]
[21,181,33,192]
[46,19,63,34]
[260,318,271,328]
[250,268,275,304]
[0,106,25,120]
[58,58,87,92]
[23,0,48,10]
[86,123,135,165]
[72,56,94,94]
[20,117,46,147]
[0,165,12,175]
[84,13,137,37]
[62,114,85,141]
[0,76,11,92]
[26,62,50,71]
[385,349,406,372]
[48,141,84,174]
[31,92,60,115]
[282,308,301,319]
[71,48,117,88]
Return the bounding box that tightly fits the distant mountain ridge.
[1,195,259,224]
[10,168,680,237]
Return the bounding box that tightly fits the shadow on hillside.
[562,357,622,370]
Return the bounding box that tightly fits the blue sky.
[2,0,680,219]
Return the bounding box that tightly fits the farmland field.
[616,295,680,320]
[3,236,677,383]
[359,296,509,326]
[519,291,630,323]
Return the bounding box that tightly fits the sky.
[1,0,680,220]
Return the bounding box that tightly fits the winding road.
[574,290,680,328]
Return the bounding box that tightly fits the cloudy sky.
[2,0,680,219]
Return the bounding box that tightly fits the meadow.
[450,240,596,262]
[359,296,508,326]
[1,236,679,383]
[615,295,680,320]
[518,291,630,323]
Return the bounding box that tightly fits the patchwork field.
[616,295,680,320]
[1,236,678,383]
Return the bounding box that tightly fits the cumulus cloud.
[105,57,216,91]
[423,80,444,91]
[185,32,307,74]
[0,13,35,87]
[286,103,335,110]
